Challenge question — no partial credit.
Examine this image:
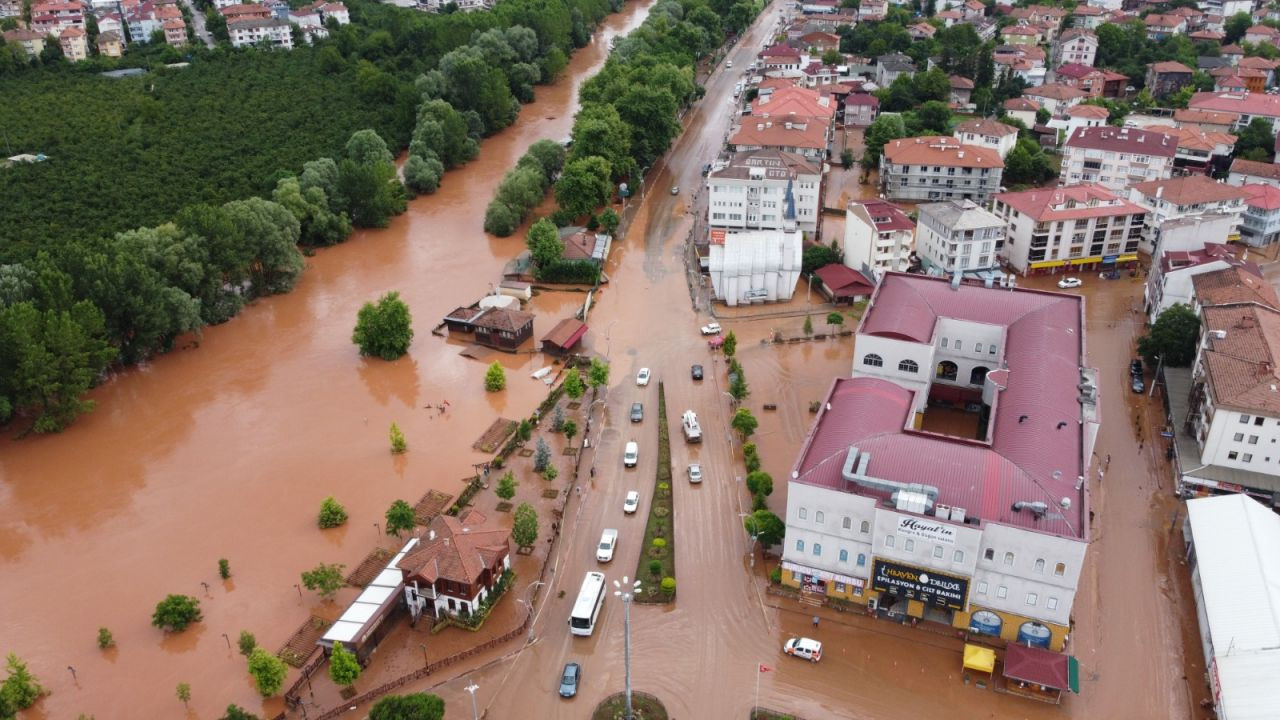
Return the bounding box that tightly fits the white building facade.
[844,199,916,276]
[1061,126,1176,194]
[707,229,803,306]
[916,199,1005,274]
[706,150,821,234]
[1128,175,1249,257]
[992,184,1146,275]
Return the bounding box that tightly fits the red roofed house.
[1129,175,1250,257]
[1156,125,1237,176]
[58,25,87,61]
[798,30,840,52]
[729,113,830,160]
[398,510,512,621]
[1053,62,1126,99]
[96,30,123,57]
[781,272,1094,652]
[880,136,1005,202]
[1062,126,1177,193]
[163,17,186,46]
[857,0,887,21]
[843,198,916,274]
[1060,103,1109,138]
[220,2,270,21]
[1191,92,1280,133]
[540,317,588,355]
[1143,243,1255,321]
[844,92,879,127]
[1,29,46,57]
[949,75,974,108]
[1229,158,1280,188]
[1002,96,1041,127]
[1023,82,1087,117]
[992,183,1147,274]
[1244,24,1280,44]
[1241,183,1280,247]
[908,21,937,40]
[759,43,803,71]
[1144,13,1186,40]
[953,118,1019,158]
[813,263,875,302]
[1145,61,1195,98]
[1003,643,1079,703]
[1051,27,1096,68]
[1174,108,1240,134]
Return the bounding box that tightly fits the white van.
[597,529,619,562]
[624,441,639,467]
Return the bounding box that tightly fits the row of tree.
[0,129,405,432]
[485,140,567,236]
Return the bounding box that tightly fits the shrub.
[512,502,539,547]
[300,563,346,600]
[769,566,782,584]
[533,258,601,284]
[543,464,559,481]
[238,630,257,657]
[218,558,231,579]
[97,627,114,650]
[385,499,415,536]
[648,559,662,576]
[745,471,773,497]
[496,471,517,501]
[744,452,761,473]
[483,200,520,236]
[752,492,768,511]
[651,538,667,548]
[660,577,676,592]
[152,594,202,632]
[329,643,361,688]
[485,362,506,392]
[318,496,348,529]
[352,291,414,360]
[389,422,407,453]
[246,648,287,697]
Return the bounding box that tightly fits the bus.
[569,571,607,636]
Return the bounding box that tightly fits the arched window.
[1004,551,1015,566]
[812,543,822,557]
[898,359,919,373]
[857,553,866,567]
[860,520,870,534]
[839,549,849,563]
[796,539,805,552]
[936,361,958,381]
[863,353,884,367]
[1054,562,1066,577]
[842,517,852,530]
[1034,558,1045,573]
[970,366,990,385]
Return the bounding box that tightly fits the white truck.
[681,410,702,443]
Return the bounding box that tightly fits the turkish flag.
[758,664,773,673]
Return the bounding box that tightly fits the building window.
[954,549,964,563]
[1256,417,1265,426]
[975,343,983,353]
[863,353,884,367]
[997,586,1008,599]
[796,539,805,552]
[842,517,852,530]
[861,520,870,534]
[1055,562,1065,576]
[989,345,997,355]
[816,511,825,524]
[933,546,943,558]
[977,581,988,594]
[835,581,846,593]
[1229,451,1239,460]
[1235,433,1245,442]
[898,359,919,373]
[1250,436,1259,444]
[1047,597,1059,610]
[1004,552,1015,566]
[799,507,807,520]
[1244,453,1253,462]
[984,548,994,561]
[1034,558,1045,573]
[1026,592,1038,606]
[839,549,849,563]
[813,543,822,556]
[857,553,866,566]
[941,337,949,348]
[970,366,990,385]
[904,539,915,552]
[936,361,959,381]
[1240,415,1251,423]
[885,535,896,548]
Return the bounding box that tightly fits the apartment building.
[706,150,822,234]
[1241,183,1280,247]
[1051,28,1097,68]
[952,118,1019,159]
[227,17,293,48]
[1060,126,1177,194]
[880,136,1004,203]
[843,199,916,276]
[1143,244,1252,322]
[993,183,1145,275]
[1128,175,1249,256]
[915,199,1005,274]
[1189,91,1280,132]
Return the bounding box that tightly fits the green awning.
[1067,656,1080,694]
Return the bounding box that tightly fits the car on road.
[623,490,640,514]
[726,60,733,68]
[700,322,722,335]
[670,185,679,195]
[596,529,618,562]
[783,637,822,662]
[624,441,639,468]
[1132,375,1145,394]
[1057,277,1083,289]
[636,368,651,386]
[688,463,702,483]
[702,163,712,176]
[1130,358,1143,376]
[559,662,581,698]
[630,402,644,423]
[691,364,704,381]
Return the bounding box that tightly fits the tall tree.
[352,290,414,360]
[1137,304,1200,366]
[555,156,613,219]
[526,218,564,267]
[369,693,446,720]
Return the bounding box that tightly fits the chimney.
[1156,186,1164,199]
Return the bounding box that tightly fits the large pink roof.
[994,183,1146,222]
[796,273,1088,538]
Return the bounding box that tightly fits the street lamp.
[464,683,480,720]
[613,576,642,720]
[739,513,761,568]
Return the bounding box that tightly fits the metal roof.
[1187,493,1280,719]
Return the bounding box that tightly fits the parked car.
[559,662,581,698]
[700,322,722,335]
[783,637,822,662]
[1132,375,1145,394]
[691,364,704,380]
[726,60,733,68]
[623,490,640,514]
[596,529,618,562]
[624,441,639,468]
[1057,277,1083,289]
[670,185,679,195]
[688,463,703,483]
[1130,358,1143,376]
[630,402,644,423]
[636,368,651,386]
[702,163,712,176]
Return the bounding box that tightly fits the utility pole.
[613,576,642,719]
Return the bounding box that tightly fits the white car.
[1057,277,1083,289]
[596,529,618,562]
[700,322,722,336]
[623,491,640,514]
[636,368,651,386]
[688,463,702,483]
[624,441,639,468]
[783,637,822,662]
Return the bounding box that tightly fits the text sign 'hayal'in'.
[871,558,969,611]
[896,516,957,545]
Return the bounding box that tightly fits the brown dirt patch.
[541,489,560,499]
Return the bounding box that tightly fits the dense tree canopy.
[1138,304,1200,367]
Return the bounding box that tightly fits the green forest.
[0,0,623,432]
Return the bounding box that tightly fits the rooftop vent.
[1012,500,1049,518]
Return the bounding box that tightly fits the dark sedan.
[691,364,704,381]
[559,662,581,698]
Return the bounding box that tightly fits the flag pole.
[755,662,761,716]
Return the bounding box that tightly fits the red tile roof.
[1194,265,1279,309]
[849,198,915,232]
[949,74,975,89]
[1200,303,1280,415]
[1149,60,1193,73]
[760,43,801,58]
[398,511,509,589]
[1066,104,1108,119]
[472,307,534,333]
[1191,91,1280,119]
[1131,175,1250,205]
[731,115,830,151]
[541,317,588,350]
[1244,182,1280,211]
[814,263,874,297]
[1025,83,1087,101]
[883,136,1004,169]
[955,118,1018,137]
[1003,97,1041,112]
[1064,126,1177,157]
[1232,158,1280,182]
[1004,644,1071,690]
[995,183,1146,222]
[793,273,1087,538]
[1174,108,1240,126]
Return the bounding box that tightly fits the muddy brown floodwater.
[0,3,655,718]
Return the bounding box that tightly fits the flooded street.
[0,1,1211,718]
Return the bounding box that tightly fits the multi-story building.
[1241,183,1280,247]
[843,199,915,276]
[96,29,123,56]
[58,25,87,60]
[706,150,822,234]
[880,136,1004,203]
[1060,126,1177,194]
[857,0,887,21]
[952,118,1019,159]
[781,272,1096,652]
[1024,82,1087,117]
[1128,175,1249,256]
[1071,4,1104,28]
[29,0,84,35]
[728,115,829,161]
[1174,108,1240,134]
[1146,61,1195,97]
[875,52,916,87]
[1155,125,1236,176]
[915,199,1005,274]
[843,93,878,127]
[1002,96,1041,127]
[1143,244,1252,322]
[993,183,1145,275]
[1189,91,1280,132]
[1228,158,1280,188]
[1053,62,1127,98]
[1051,28,1097,68]
[162,17,186,46]
[227,17,293,49]
[707,229,803,306]
[1,29,46,57]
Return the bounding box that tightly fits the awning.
[963,644,996,674]
[781,560,866,588]
[1004,643,1074,691]
[1030,260,1067,269]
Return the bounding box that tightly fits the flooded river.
[0,3,655,717]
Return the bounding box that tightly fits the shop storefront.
[1026,253,1138,276]
[869,557,970,624]
[781,561,867,601]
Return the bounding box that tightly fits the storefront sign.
[895,516,956,545]
[871,558,969,610]
[1102,255,1118,264]
[782,561,865,589]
